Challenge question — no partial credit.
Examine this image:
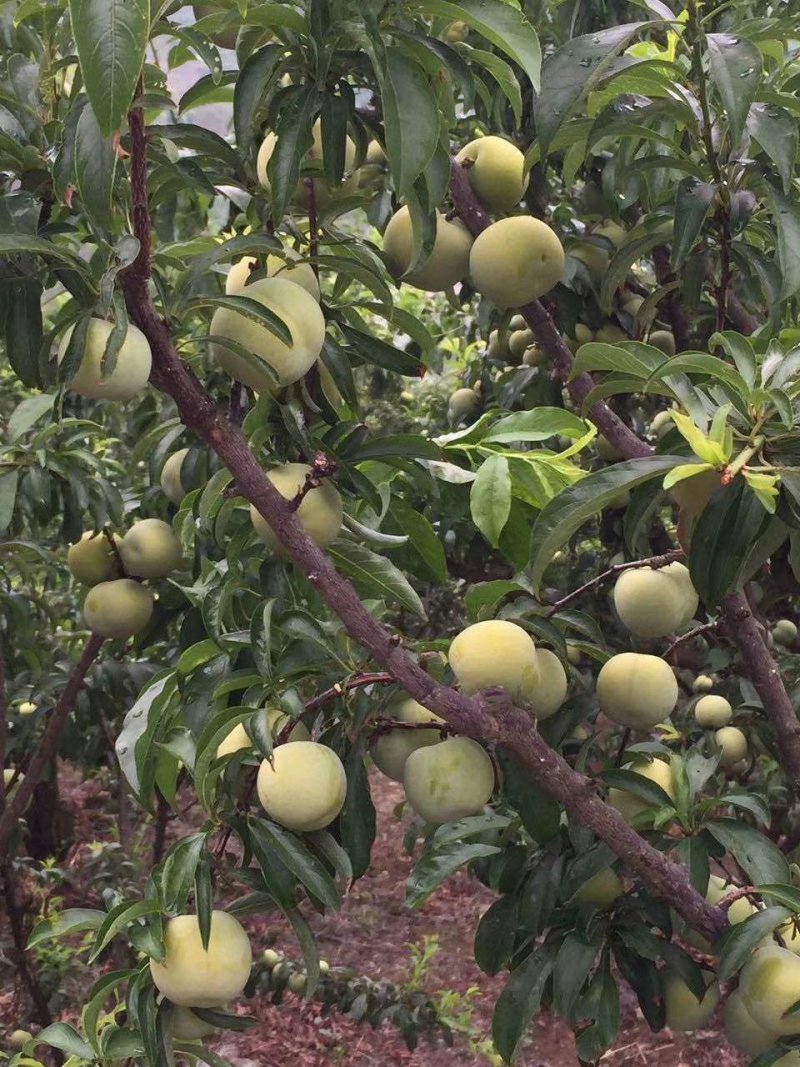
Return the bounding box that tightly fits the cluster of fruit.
[67,521,182,639]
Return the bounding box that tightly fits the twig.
[304,671,395,713]
[0,634,105,857]
[368,718,454,745]
[305,177,320,280]
[448,160,653,462]
[228,381,250,426]
[289,452,338,511]
[0,643,7,811]
[664,621,721,659]
[726,291,759,335]
[152,790,170,866]
[103,527,126,579]
[545,550,684,616]
[117,96,727,942]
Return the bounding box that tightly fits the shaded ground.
[2,770,746,1067]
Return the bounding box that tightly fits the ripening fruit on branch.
[210,277,326,393]
[571,241,609,284]
[249,463,343,551]
[120,519,183,579]
[68,531,122,585]
[403,737,494,824]
[693,673,714,693]
[715,725,748,767]
[607,757,675,823]
[447,387,480,424]
[570,867,624,908]
[448,620,539,702]
[773,619,798,647]
[508,328,534,361]
[705,874,756,925]
[739,945,800,1036]
[262,949,281,968]
[650,410,673,439]
[371,697,444,782]
[9,1030,32,1050]
[442,20,468,42]
[288,972,307,995]
[256,741,347,831]
[225,250,320,302]
[83,580,154,639]
[528,649,568,720]
[149,911,252,1008]
[217,709,310,759]
[170,1005,222,1040]
[612,562,698,638]
[256,120,358,208]
[161,449,190,506]
[18,702,36,716]
[663,971,720,1032]
[723,989,777,1056]
[694,695,733,728]
[649,329,676,356]
[455,136,529,213]
[382,207,472,292]
[469,217,565,308]
[57,319,152,401]
[596,653,679,729]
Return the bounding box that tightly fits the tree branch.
[545,550,684,616]
[652,244,691,353]
[117,99,726,942]
[0,634,105,858]
[448,160,652,461]
[0,862,53,1027]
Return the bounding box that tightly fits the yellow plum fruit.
[120,519,183,579]
[663,971,720,1031]
[83,580,154,639]
[382,206,472,291]
[149,911,251,1008]
[596,652,678,729]
[455,136,529,213]
[612,561,698,638]
[403,737,494,825]
[607,757,675,823]
[161,449,190,506]
[469,216,565,308]
[256,741,347,831]
[739,945,800,1036]
[371,697,444,783]
[57,318,152,401]
[448,620,539,702]
[528,649,568,721]
[694,695,733,728]
[249,462,343,551]
[225,249,320,302]
[68,531,122,586]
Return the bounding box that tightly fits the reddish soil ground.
[2,770,747,1067]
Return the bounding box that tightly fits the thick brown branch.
[721,592,800,783]
[0,634,105,857]
[726,292,759,335]
[0,863,53,1027]
[117,105,726,942]
[448,161,652,461]
[0,643,7,811]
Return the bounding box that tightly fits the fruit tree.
[2,0,800,1065]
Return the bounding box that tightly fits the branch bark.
[0,634,105,858]
[116,100,726,941]
[652,244,691,353]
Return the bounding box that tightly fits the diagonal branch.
[0,634,105,858]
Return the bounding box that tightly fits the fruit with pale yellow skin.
[694,695,733,728]
[448,620,539,703]
[447,387,480,423]
[723,989,777,1056]
[171,1005,222,1041]
[382,207,472,292]
[715,725,748,767]
[693,674,714,693]
[572,241,609,284]
[528,649,568,721]
[9,1030,32,1050]
[523,344,544,367]
[508,328,534,361]
[257,741,347,832]
[403,737,494,824]
[612,561,698,638]
[487,329,508,360]
[120,519,183,579]
[650,410,673,439]
[68,531,122,585]
[739,945,800,1036]
[256,120,359,208]
[249,463,343,551]
[595,220,626,247]
[596,653,678,729]
[649,329,676,356]
[622,295,644,317]
[57,318,152,401]
[774,619,798,646]
[150,911,252,1008]
[210,277,326,393]
[595,323,628,344]
[443,20,468,42]
[570,867,624,908]
[217,709,310,759]
[371,697,444,783]
[366,140,386,165]
[455,136,529,213]
[3,768,23,792]
[774,1054,800,1066]
[161,449,190,505]
[18,702,36,716]
[288,973,307,995]
[225,250,320,302]
[83,580,154,639]
[469,217,565,308]
[262,949,281,968]
[663,971,720,1031]
[607,758,675,823]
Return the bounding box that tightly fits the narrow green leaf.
[74,101,118,230]
[379,46,440,197]
[716,906,791,982]
[471,454,511,549]
[69,0,149,136]
[28,908,105,949]
[328,540,426,618]
[672,178,716,270]
[492,944,557,1063]
[706,819,790,885]
[706,32,762,146]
